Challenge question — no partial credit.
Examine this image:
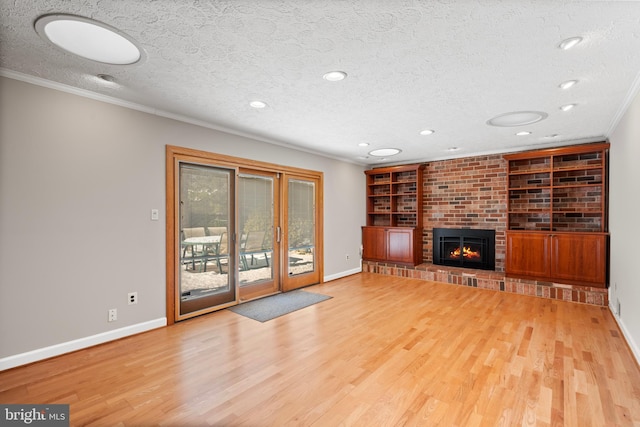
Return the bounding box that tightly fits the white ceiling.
[1,1,640,165]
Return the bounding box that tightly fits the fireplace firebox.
[433,228,495,270]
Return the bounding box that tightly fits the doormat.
[228,290,332,322]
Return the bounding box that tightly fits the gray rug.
[229,290,332,322]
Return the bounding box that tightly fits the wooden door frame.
[166,145,324,325]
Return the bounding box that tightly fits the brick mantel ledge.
[363,261,608,307]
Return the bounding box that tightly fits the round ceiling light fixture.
[323,71,347,81]
[558,36,583,50]
[516,131,532,136]
[419,129,435,135]
[486,111,548,127]
[369,148,401,157]
[249,100,267,109]
[35,14,143,65]
[559,80,578,90]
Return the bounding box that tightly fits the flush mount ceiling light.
[448,147,460,152]
[358,142,370,147]
[369,148,401,157]
[322,71,347,81]
[544,134,559,139]
[419,129,435,135]
[249,100,267,109]
[486,111,548,127]
[558,36,583,50]
[35,14,143,65]
[560,104,576,111]
[515,131,532,136]
[559,80,578,89]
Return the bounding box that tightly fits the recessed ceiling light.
[419,129,435,135]
[560,104,576,111]
[358,142,370,147]
[448,147,460,152]
[558,37,583,50]
[250,101,267,109]
[544,134,559,139]
[486,111,548,127]
[323,71,347,82]
[369,148,401,157]
[559,80,578,89]
[516,131,531,136]
[35,14,143,65]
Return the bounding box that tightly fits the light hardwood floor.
[1,273,639,426]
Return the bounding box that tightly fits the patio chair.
[212,232,229,273]
[240,230,269,270]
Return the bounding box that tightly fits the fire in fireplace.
[433,228,495,270]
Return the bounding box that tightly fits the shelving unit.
[504,142,609,287]
[363,164,424,266]
[506,144,607,232]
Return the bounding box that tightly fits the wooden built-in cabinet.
[504,143,609,287]
[362,164,424,266]
[362,226,421,265]
[505,231,607,285]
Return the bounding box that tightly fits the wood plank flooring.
[1,273,639,426]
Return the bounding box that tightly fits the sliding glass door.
[238,171,280,301]
[178,163,236,317]
[166,146,323,323]
[282,175,322,291]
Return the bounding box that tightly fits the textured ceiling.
[1,1,640,165]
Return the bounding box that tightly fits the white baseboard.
[608,304,640,367]
[0,318,167,371]
[324,267,362,283]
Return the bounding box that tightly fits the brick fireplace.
[423,154,506,270]
[363,153,608,306]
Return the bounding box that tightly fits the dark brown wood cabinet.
[362,164,424,266]
[506,231,607,286]
[362,226,421,265]
[504,143,609,287]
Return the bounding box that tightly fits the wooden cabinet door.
[387,228,415,264]
[505,232,551,279]
[362,226,387,261]
[551,233,607,286]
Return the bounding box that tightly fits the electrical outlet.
[108,308,117,322]
[128,292,138,305]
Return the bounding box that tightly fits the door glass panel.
[179,164,234,315]
[238,174,274,286]
[288,179,315,276]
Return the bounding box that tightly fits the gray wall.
[608,88,640,361]
[0,76,365,363]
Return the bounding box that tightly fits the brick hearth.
[363,261,608,306]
